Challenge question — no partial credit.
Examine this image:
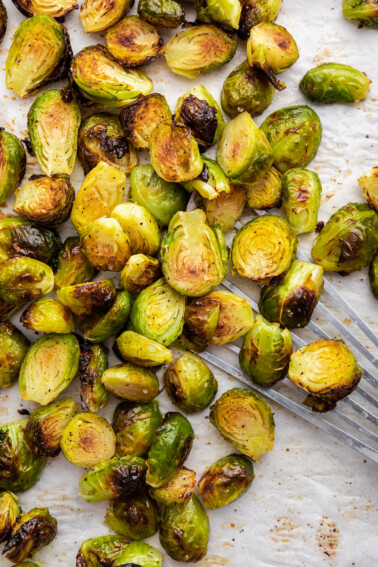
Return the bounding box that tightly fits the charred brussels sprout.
[121,94,171,151]
[78,341,109,413]
[312,203,378,273]
[80,0,133,33]
[0,257,54,307]
[102,363,160,403]
[282,168,322,235]
[13,0,77,17]
[198,454,254,509]
[161,210,228,297]
[76,535,130,567]
[58,280,116,317]
[6,15,70,99]
[111,203,161,256]
[202,290,253,345]
[120,254,161,296]
[0,491,21,543]
[245,166,282,209]
[19,333,80,405]
[369,255,378,299]
[138,0,184,27]
[231,215,297,284]
[165,24,237,78]
[20,297,75,334]
[80,289,132,343]
[238,0,283,41]
[183,157,231,200]
[106,491,159,539]
[114,541,163,567]
[116,331,173,367]
[149,466,196,505]
[0,130,26,205]
[201,183,246,232]
[0,322,29,388]
[359,166,378,212]
[54,237,98,290]
[210,388,275,460]
[113,400,163,457]
[196,0,241,29]
[300,63,371,104]
[80,218,131,272]
[181,296,221,351]
[0,0,6,44]
[261,105,322,173]
[342,0,378,28]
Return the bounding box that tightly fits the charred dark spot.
[196,163,210,183]
[90,123,130,159]
[60,86,74,104]
[339,231,363,263]
[315,221,324,233]
[179,95,218,147]
[29,174,44,181]
[17,408,30,416]
[72,282,115,315]
[109,464,146,498]
[172,528,186,548]
[247,337,259,366]
[296,184,311,202]
[238,1,259,41]
[22,137,34,156]
[284,288,317,327]
[4,515,57,563]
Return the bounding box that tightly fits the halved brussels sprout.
[282,168,322,235]
[160,495,209,562]
[359,166,378,212]
[180,296,220,351]
[80,217,131,272]
[261,105,322,173]
[342,0,378,28]
[138,0,184,27]
[24,398,77,457]
[130,165,188,226]
[106,491,159,540]
[165,24,237,78]
[76,535,130,567]
[114,541,163,567]
[0,322,30,388]
[259,260,324,328]
[149,466,196,505]
[54,237,98,290]
[245,166,282,209]
[201,183,247,232]
[161,209,228,297]
[312,203,378,273]
[198,454,254,509]
[120,94,172,150]
[78,341,109,413]
[238,0,283,40]
[71,161,126,235]
[217,111,273,184]
[80,0,133,33]
[300,63,371,104]
[111,203,161,256]
[19,333,80,405]
[164,352,218,413]
[80,289,132,343]
[120,254,161,296]
[6,15,70,99]
[0,491,21,544]
[58,280,116,317]
[146,412,194,487]
[0,420,46,492]
[3,507,57,563]
[106,16,165,67]
[289,339,362,412]
[102,363,160,403]
[183,157,231,200]
[0,0,6,44]
[369,254,378,299]
[196,0,241,29]
[116,331,173,367]
[202,290,254,346]
[231,215,297,285]
[113,400,163,457]
[150,119,203,183]
[20,297,75,334]
[0,257,54,306]
[0,130,26,205]
[71,45,153,109]
[61,413,116,467]
[12,0,78,18]
[210,388,275,460]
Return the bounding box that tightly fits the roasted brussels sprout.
[0,420,46,492]
[231,215,297,284]
[359,166,378,212]
[289,339,362,412]
[102,363,160,403]
[0,491,20,544]
[0,322,29,389]
[130,165,188,226]
[196,0,241,29]
[245,166,282,209]
[24,398,77,457]
[165,24,237,78]
[198,454,254,509]
[149,466,196,505]
[54,237,98,290]
[61,413,116,467]
[111,203,161,256]
[71,45,153,109]
[0,257,54,307]
[80,218,131,272]
[114,541,163,567]
[106,491,159,539]
[138,0,184,27]
[202,290,254,346]
[369,254,378,299]
[58,280,116,317]
[113,400,163,457]
[312,203,378,273]
[6,15,70,99]
[161,210,228,297]
[342,0,378,28]
[80,0,133,33]
[300,63,371,104]
[0,0,6,44]
[201,183,246,232]
[183,157,231,200]
[78,341,109,413]
[19,333,80,405]
[146,412,194,487]
[3,507,57,564]
[160,495,209,562]
[217,111,273,184]
[76,535,130,567]
[180,296,220,352]
[0,130,26,205]
[281,168,322,235]
[238,0,283,40]
[210,388,275,460]
[116,331,173,367]
[0,300,23,324]
[20,298,75,334]
[261,105,322,173]
[12,0,77,17]
[120,254,161,296]
[80,289,132,343]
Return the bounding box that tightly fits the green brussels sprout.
[203,290,255,346]
[217,111,273,184]
[201,183,247,232]
[130,165,188,226]
[238,0,283,40]
[175,85,225,148]
[24,398,77,457]
[102,363,160,403]
[80,0,133,33]
[78,114,138,176]
[71,45,153,109]
[0,420,46,492]
[160,495,209,562]
[80,217,131,272]
[138,0,184,27]
[20,298,75,334]
[161,210,228,297]
[261,105,322,174]
[342,0,378,28]
[6,15,70,99]
[61,413,116,467]
[0,492,21,543]
[80,289,132,343]
[19,333,80,405]
[369,254,378,299]
[230,215,297,285]
[281,168,322,235]
[54,237,98,290]
[113,541,163,567]
[130,277,185,346]
[0,322,30,389]
[359,166,378,212]
[113,400,163,457]
[106,491,159,539]
[0,257,54,307]
[182,157,231,200]
[78,341,109,413]
[164,352,218,413]
[76,535,130,567]
[245,166,282,209]
[150,119,203,183]
[149,466,196,505]
[288,339,362,412]
[71,161,126,235]
[239,314,292,387]
[120,94,172,151]
[0,130,26,205]
[196,0,241,29]
[119,254,161,296]
[312,203,378,273]
[180,295,221,351]
[116,331,173,367]
[198,454,254,509]
[165,24,238,78]
[57,280,116,317]
[0,0,6,44]
[12,0,78,17]
[146,412,194,488]
[111,203,161,256]
[210,388,275,460]
[106,16,165,67]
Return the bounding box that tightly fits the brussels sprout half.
[245,166,282,209]
[78,341,109,413]
[113,400,163,458]
[102,363,160,403]
[238,0,283,41]
[359,166,378,212]
[106,491,159,540]
[300,63,371,104]
[120,254,161,296]
[369,255,378,299]
[210,290,255,345]
[20,297,75,334]
[342,0,378,28]
[116,331,173,367]
[0,0,6,44]
[76,535,130,567]
[80,0,133,33]
[149,466,196,505]
[111,203,161,256]
[183,157,231,200]
[180,296,220,352]
[58,280,116,317]
[196,0,241,29]
[281,168,322,235]
[113,541,163,567]
[80,289,132,343]
[80,217,131,272]
[138,0,184,28]
[0,129,26,205]
[0,491,21,544]
[0,256,54,307]
[54,237,98,290]
[12,0,78,17]
[201,183,247,232]
[0,321,30,388]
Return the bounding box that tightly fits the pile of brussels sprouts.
[0,0,377,564]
